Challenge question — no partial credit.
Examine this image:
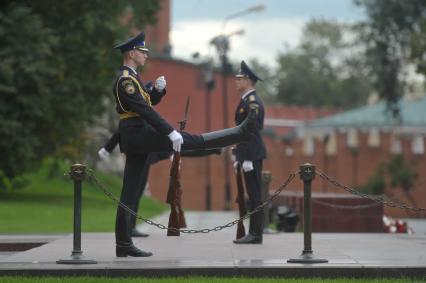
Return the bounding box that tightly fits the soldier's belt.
[119,112,140,120]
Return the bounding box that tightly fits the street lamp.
[210,4,264,210]
[202,59,215,210]
[222,4,265,30]
[210,29,244,211]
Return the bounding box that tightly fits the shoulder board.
[121,70,130,77]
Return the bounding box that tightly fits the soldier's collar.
[241,89,255,100]
[122,65,138,76]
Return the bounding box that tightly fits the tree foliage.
[360,155,418,207]
[0,0,161,188]
[355,0,426,119]
[275,19,372,109]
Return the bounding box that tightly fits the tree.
[355,0,426,120]
[0,0,161,189]
[360,155,419,210]
[275,19,372,109]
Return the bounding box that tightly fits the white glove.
[98,148,110,161]
[242,160,254,172]
[168,130,183,152]
[154,75,166,91]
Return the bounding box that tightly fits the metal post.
[205,86,212,210]
[203,61,214,211]
[57,164,97,264]
[261,171,276,234]
[288,163,327,264]
[222,53,232,211]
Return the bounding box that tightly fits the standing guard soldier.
[233,60,267,244]
[112,32,257,257]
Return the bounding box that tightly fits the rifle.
[235,162,247,239]
[166,96,190,236]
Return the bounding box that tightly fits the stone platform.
[0,212,425,278]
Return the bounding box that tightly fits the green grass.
[0,160,167,233]
[0,277,424,283]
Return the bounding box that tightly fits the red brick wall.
[270,131,426,219]
[145,0,170,55]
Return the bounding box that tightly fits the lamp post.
[202,59,215,210]
[222,4,265,30]
[210,29,244,210]
[210,4,264,211]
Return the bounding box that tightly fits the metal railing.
[59,162,426,265]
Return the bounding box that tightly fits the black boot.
[116,244,153,257]
[201,108,256,149]
[233,211,263,244]
[116,208,152,257]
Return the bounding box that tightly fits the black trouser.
[130,152,171,229]
[242,160,264,236]
[116,154,148,246]
[243,160,263,210]
[129,155,150,230]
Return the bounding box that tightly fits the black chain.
[317,170,426,213]
[311,198,381,210]
[85,168,296,234]
[272,174,383,209]
[271,176,298,189]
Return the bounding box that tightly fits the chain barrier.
[85,168,296,234]
[272,176,296,189]
[317,170,426,213]
[311,198,381,210]
[273,174,382,209]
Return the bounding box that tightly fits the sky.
[170,0,366,68]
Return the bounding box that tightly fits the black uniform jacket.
[234,90,267,162]
[114,66,174,154]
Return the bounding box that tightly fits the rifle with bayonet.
[166,96,190,236]
[235,162,247,239]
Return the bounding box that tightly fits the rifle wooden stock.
[235,163,247,239]
[166,152,181,236]
[176,181,187,228]
[166,96,190,236]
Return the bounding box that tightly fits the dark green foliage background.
[0,0,161,187]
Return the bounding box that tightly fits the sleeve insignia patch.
[125,84,135,94]
[122,80,135,94]
[249,95,256,102]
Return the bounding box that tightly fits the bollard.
[57,164,97,264]
[261,171,276,234]
[288,163,327,264]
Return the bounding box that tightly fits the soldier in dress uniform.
[232,60,267,244]
[98,135,221,239]
[112,32,257,257]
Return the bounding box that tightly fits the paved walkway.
[0,211,425,277]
